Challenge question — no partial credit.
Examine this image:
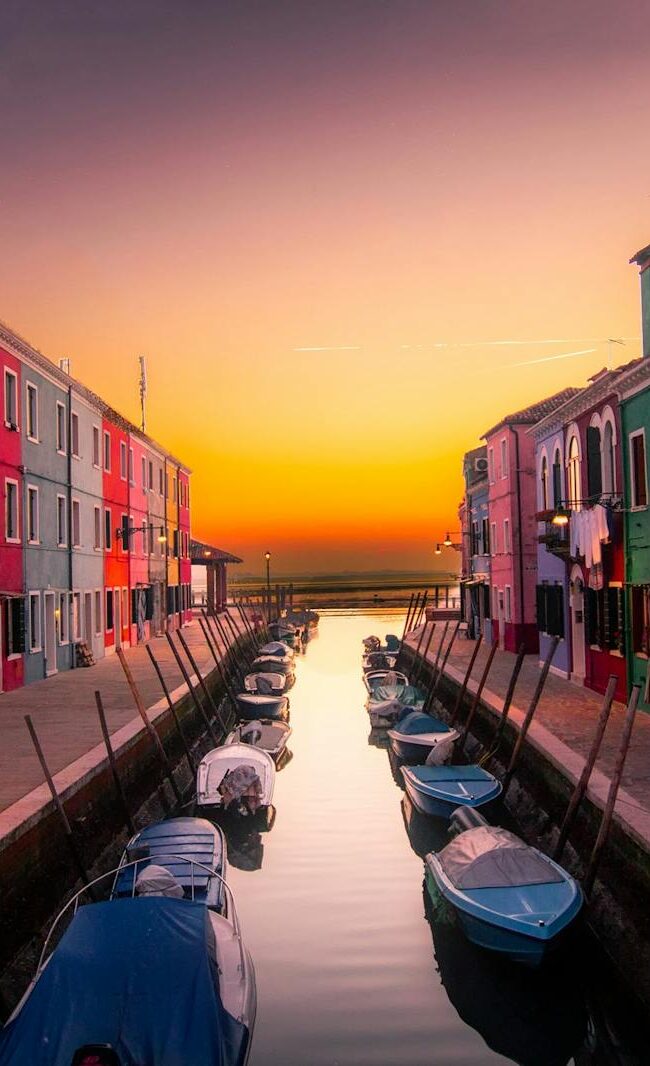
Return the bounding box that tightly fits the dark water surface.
[224,611,645,1066]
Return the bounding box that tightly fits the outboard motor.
[448,806,490,839]
[241,721,263,746]
[72,1046,121,1066]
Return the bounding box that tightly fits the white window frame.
[500,437,508,480]
[29,591,41,652]
[629,428,648,511]
[141,455,147,490]
[58,591,70,645]
[4,368,18,429]
[505,585,512,623]
[120,441,127,481]
[71,411,80,459]
[27,484,39,544]
[128,447,134,485]
[56,401,66,455]
[94,589,103,636]
[103,430,111,472]
[503,518,511,554]
[93,505,102,551]
[72,591,82,642]
[56,494,67,547]
[26,381,39,442]
[92,424,101,468]
[71,497,81,547]
[490,521,497,556]
[5,478,20,543]
[122,586,129,629]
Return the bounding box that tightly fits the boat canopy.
[113,818,224,902]
[438,827,564,890]
[395,711,451,735]
[0,898,246,1066]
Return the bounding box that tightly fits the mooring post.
[456,638,499,755]
[116,648,183,805]
[582,684,640,896]
[415,590,428,629]
[94,691,136,835]
[165,632,220,745]
[176,628,228,733]
[237,599,260,652]
[553,674,618,862]
[449,635,483,725]
[430,620,450,689]
[429,620,461,704]
[501,636,560,797]
[197,617,240,719]
[145,644,196,777]
[24,714,95,896]
[409,617,431,678]
[479,642,526,766]
[413,621,437,687]
[409,592,421,634]
[401,592,415,640]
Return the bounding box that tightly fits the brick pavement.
[0,612,245,815]
[404,623,650,836]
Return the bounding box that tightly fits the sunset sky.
[1,1,649,575]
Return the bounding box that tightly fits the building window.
[105,589,114,632]
[536,583,564,637]
[567,434,580,510]
[586,424,602,500]
[94,590,102,636]
[631,586,650,657]
[503,519,511,554]
[481,517,490,555]
[59,591,69,644]
[56,495,66,546]
[602,420,615,495]
[120,514,129,552]
[72,592,81,641]
[72,499,81,547]
[56,402,66,454]
[148,460,154,491]
[120,441,127,480]
[488,448,495,483]
[129,447,134,485]
[552,448,562,508]
[103,430,111,471]
[104,508,112,551]
[71,412,80,458]
[500,438,508,479]
[5,479,19,542]
[173,528,179,558]
[6,597,26,655]
[26,382,39,441]
[504,585,512,623]
[540,455,548,510]
[4,369,18,428]
[630,430,648,509]
[94,506,102,550]
[92,425,101,467]
[27,485,39,544]
[141,456,147,489]
[29,592,41,652]
[148,522,154,555]
[490,521,497,556]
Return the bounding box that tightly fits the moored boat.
[402,764,502,820]
[225,718,292,760]
[197,743,275,817]
[425,823,583,965]
[250,654,295,675]
[235,691,290,720]
[244,670,288,695]
[362,669,409,697]
[258,640,294,659]
[387,710,459,763]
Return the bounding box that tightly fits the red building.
[0,345,24,690]
[102,417,130,652]
[178,466,192,625]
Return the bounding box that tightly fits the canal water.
[224,610,646,1066]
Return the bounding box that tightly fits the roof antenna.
[607,337,625,371]
[139,356,147,432]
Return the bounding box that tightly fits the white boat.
[244,671,288,695]
[197,743,275,816]
[235,691,289,721]
[251,654,294,672]
[225,719,291,759]
[258,640,294,659]
[362,669,410,697]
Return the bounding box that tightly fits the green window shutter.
[536,585,547,633]
[586,427,602,499]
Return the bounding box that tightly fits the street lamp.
[434,543,442,555]
[443,532,453,547]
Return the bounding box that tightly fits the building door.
[84,593,92,647]
[114,587,121,650]
[570,565,585,683]
[44,592,57,675]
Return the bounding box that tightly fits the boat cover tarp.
[0,898,247,1066]
[385,634,400,650]
[412,765,494,783]
[395,711,450,735]
[438,827,564,890]
[218,765,263,812]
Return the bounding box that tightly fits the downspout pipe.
[512,428,526,649]
[67,384,74,670]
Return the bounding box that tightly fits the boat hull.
[387,730,458,763]
[401,766,502,820]
[236,694,289,721]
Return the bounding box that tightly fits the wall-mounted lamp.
[551,509,569,527]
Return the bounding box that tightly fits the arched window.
[552,447,562,508]
[540,455,549,510]
[586,424,602,499]
[602,420,615,495]
[567,435,581,510]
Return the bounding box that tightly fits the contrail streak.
[293,345,361,352]
[507,348,598,368]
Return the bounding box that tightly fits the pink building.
[0,346,24,691]
[178,467,192,624]
[128,434,153,644]
[483,390,578,653]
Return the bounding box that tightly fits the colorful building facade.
[459,446,491,640]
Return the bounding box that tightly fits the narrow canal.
[224,610,646,1066]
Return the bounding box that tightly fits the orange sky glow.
[1,1,649,574]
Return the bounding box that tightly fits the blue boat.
[112,816,228,912]
[425,825,582,965]
[387,710,459,763]
[0,896,256,1066]
[402,764,502,819]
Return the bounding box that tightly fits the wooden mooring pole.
[197,617,240,719]
[176,629,228,733]
[94,691,136,835]
[145,645,196,777]
[413,622,436,687]
[116,648,183,805]
[24,714,95,895]
[479,643,526,766]
[501,636,559,798]
[553,674,618,862]
[583,684,640,897]
[456,638,499,755]
[428,620,461,705]
[401,593,415,640]
[165,632,220,746]
[449,634,483,726]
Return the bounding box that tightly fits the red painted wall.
[102,418,130,650]
[178,469,192,623]
[0,346,23,690]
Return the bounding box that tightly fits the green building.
[623,246,650,709]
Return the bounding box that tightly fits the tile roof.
[482,387,582,439]
[190,540,243,564]
[630,243,650,266]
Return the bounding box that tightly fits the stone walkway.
[0,612,245,815]
[404,623,650,845]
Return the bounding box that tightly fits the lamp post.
[265,551,271,622]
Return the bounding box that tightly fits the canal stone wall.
[0,633,253,1010]
[402,646,650,1013]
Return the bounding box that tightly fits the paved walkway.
[0,612,245,815]
[404,624,650,846]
